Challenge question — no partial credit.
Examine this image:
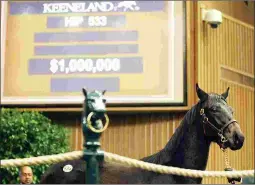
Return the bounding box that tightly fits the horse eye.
[211,107,217,111]
[103,99,106,103]
[90,99,95,102]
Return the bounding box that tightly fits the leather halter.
[200,108,237,143]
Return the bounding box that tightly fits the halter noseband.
[200,108,237,143]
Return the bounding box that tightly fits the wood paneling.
[197,2,254,184]
[220,65,254,89]
[68,113,185,159]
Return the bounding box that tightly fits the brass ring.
[86,112,109,133]
[221,137,228,143]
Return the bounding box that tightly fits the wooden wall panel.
[197,2,254,184]
[68,113,185,159]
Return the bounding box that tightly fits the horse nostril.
[234,133,244,146]
[234,134,239,145]
[239,134,245,143]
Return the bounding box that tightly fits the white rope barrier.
[1,151,254,178]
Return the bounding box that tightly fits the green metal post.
[82,118,104,184]
[81,89,108,184]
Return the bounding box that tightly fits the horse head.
[196,84,245,151]
[82,88,107,121]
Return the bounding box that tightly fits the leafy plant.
[0,108,71,184]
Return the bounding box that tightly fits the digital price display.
[1,1,186,105]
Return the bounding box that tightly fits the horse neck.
[142,104,211,172]
[166,104,211,171]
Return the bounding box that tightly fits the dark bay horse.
[40,84,245,184]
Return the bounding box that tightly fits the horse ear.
[196,83,208,101]
[82,88,87,97]
[221,87,230,99]
[102,90,106,95]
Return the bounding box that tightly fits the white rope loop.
[1,151,83,167]
[103,152,254,178]
[1,151,254,178]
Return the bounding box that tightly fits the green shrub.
[0,108,71,184]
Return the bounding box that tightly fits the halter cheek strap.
[200,108,237,143]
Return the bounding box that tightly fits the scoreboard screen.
[1,1,186,105]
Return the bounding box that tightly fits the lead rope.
[222,148,242,184]
[223,148,231,169]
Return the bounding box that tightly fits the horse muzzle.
[228,132,245,150]
[93,110,106,117]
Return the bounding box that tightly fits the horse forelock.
[206,93,227,107]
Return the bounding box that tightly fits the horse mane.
[141,103,200,165]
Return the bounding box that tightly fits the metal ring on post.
[86,112,109,133]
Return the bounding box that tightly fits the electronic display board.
[1,1,186,106]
